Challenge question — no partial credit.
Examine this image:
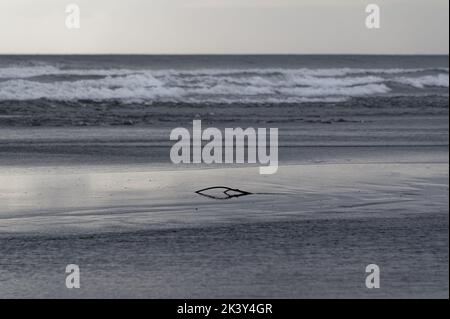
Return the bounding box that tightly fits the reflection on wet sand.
[0,163,447,234]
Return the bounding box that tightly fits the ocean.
[0,55,448,104]
[0,55,448,298]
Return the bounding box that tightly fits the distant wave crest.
[395,74,449,89]
[0,65,448,103]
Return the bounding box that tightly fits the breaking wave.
[0,65,448,103]
[395,74,449,89]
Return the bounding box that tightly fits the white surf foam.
[0,65,442,79]
[0,65,448,103]
[395,74,449,89]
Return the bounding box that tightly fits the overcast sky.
[0,0,448,54]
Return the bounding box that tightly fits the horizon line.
[0,53,449,56]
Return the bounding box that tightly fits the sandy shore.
[0,55,448,298]
[0,99,448,298]
[0,162,448,298]
[0,162,448,233]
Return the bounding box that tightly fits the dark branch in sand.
[195,186,253,200]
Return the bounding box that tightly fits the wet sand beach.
[0,55,448,298]
[0,147,448,298]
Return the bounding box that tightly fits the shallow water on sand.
[0,163,448,298]
[0,163,448,233]
[0,55,448,298]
